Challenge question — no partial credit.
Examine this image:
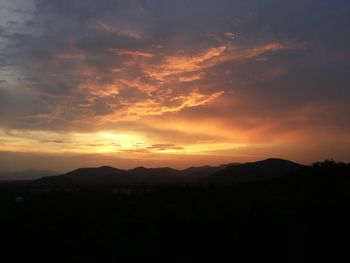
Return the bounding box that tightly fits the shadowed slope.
[34,159,304,187]
[205,158,303,183]
[36,166,131,186]
[206,158,304,183]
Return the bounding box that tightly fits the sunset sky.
[0,0,350,172]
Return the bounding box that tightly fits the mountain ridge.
[205,158,304,183]
[33,158,304,187]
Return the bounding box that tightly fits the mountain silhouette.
[181,163,239,180]
[36,166,131,186]
[205,158,304,183]
[34,158,303,187]
[65,166,127,180]
[129,167,181,183]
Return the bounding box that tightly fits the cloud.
[123,90,224,118]
[2,1,294,130]
[225,32,237,39]
[0,0,350,168]
[106,49,154,58]
[147,144,184,151]
[96,21,143,39]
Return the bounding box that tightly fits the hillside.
[33,159,302,188]
[206,158,304,183]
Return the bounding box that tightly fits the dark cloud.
[0,87,52,129]
[0,56,9,70]
[39,139,70,144]
[147,144,184,151]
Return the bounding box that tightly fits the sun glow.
[0,130,149,154]
[0,128,250,157]
[97,132,148,152]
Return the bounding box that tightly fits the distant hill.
[31,159,303,187]
[181,163,239,180]
[205,158,304,183]
[64,166,127,180]
[129,167,181,184]
[36,166,131,186]
[0,169,58,181]
[34,163,233,187]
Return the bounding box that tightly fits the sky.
[0,0,350,172]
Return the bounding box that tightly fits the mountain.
[129,167,181,183]
[64,166,127,181]
[34,164,227,187]
[36,166,131,186]
[33,159,304,187]
[181,163,239,180]
[205,158,304,183]
[0,169,58,181]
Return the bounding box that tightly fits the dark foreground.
[1,162,350,262]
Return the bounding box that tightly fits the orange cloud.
[106,49,154,58]
[144,43,287,82]
[96,21,142,39]
[144,46,227,81]
[97,90,225,121]
[178,72,204,82]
